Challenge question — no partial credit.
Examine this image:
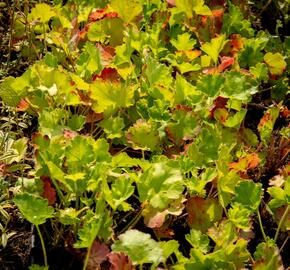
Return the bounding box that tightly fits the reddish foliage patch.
[40,176,56,205]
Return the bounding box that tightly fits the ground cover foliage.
[0,0,289,269]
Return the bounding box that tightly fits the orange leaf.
[16,99,29,112]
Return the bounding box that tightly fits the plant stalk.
[257,209,267,242]
[274,205,289,242]
[83,244,92,270]
[36,224,48,267]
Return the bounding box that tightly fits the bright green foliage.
[197,74,224,97]
[166,110,198,145]
[233,181,262,211]
[126,120,159,150]
[264,52,287,76]
[90,81,135,114]
[103,177,134,211]
[201,35,228,64]
[138,162,184,209]
[14,193,54,225]
[186,229,210,254]
[3,0,289,269]
[100,116,125,139]
[228,203,251,230]
[175,0,211,18]
[146,57,173,87]
[28,4,56,23]
[112,229,163,265]
[171,33,197,51]
[109,0,143,23]
[222,3,254,37]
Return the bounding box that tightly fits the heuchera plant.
[0,0,289,269]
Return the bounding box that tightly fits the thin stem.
[274,205,289,242]
[83,244,92,270]
[257,209,267,242]
[279,235,289,253]
[36,224,48,267]
[119,209,143,234]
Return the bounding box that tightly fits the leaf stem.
[83,244,92,270]
[274,205,289,242]
[256,209,267,242]
[36,224,48,267]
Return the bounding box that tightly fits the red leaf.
[97,44,116,66]
[209,96,228,118]
[40,176,56,205]
[107,252,133,270]
[87,241,110,270]
[92,68,119,82]
[217,56,234,72]
[16,99,30,112]
[89,8,107,22]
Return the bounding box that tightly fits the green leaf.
[171,33,196,51]
[221,71,258,101]
[87,18,124,46]
[228,203,251,230]
[250,62,269,82]
[28,3,56,23]
[138,162,184,210]
[207,220,237,248]
[59,208,80,225]
[239,37,268,68]
[103,177,134,211]
[201,35,228,65]
[76,42,102,76]
[112,229,163,265]
[186,196,223,232]
[109,0,143,23]
[67,115,86,131]
[186,229,210,254]
[175,0,211,18]
[233,181,262,211]
[222,3,254,37]
[258,106,280,145]
[0,77,27,107]
[145,57,173,87]
[90,81,135,114]
[196,74,225,97]
[100,116,125,139]
[166,109,198,145]
[159,240,179,260]
[264,52,287,76]
[10,137,28,163]
[65,136,94,170]
[267,186,287,211]
[253,240,283,270]
[14,193,54,225]
[126,120,159,151]
[224,109,247,128]
[174,74,201,105]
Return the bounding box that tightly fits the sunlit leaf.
[14,193,54,225]
[201,35,228,64]
[112,229,163,265]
